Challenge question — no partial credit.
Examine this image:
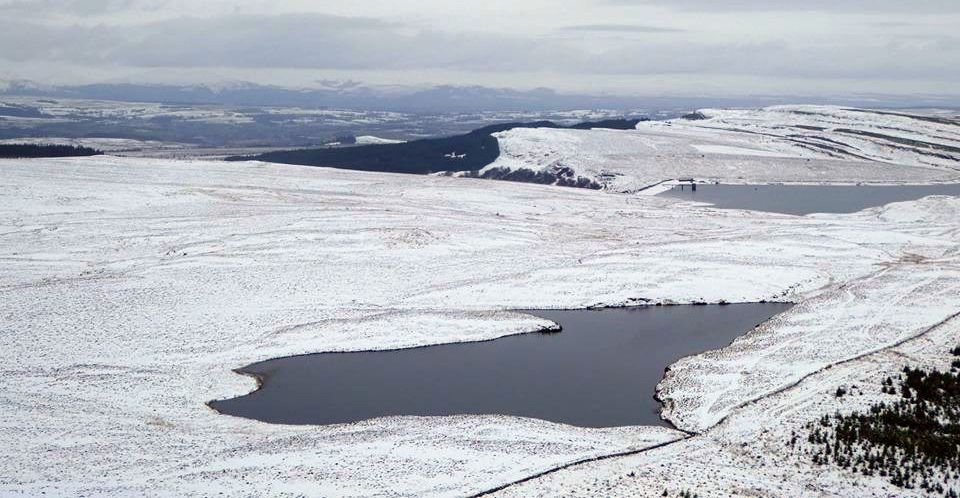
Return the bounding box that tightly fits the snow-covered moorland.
[2,105,960,497]
[488,105,960,192]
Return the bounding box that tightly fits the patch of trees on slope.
[797,346,960,496]
[0,143,103,158]
[226,119,643,177]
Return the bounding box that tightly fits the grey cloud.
[558,35,960,80]
[0,14,548,71]
[0,0,158,15]
[0,12,957,84]
[866,22,919,28]
[559,24,684,33]
[604,0,960,12]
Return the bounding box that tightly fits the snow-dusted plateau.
[488,105,960,191]
[3,106,960,497]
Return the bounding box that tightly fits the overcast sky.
[0,0,958,98]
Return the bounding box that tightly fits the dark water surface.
[211,303,791,428]
[659,184,960,215]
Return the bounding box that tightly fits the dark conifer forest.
[0,143,102,158]
[227,119,642,182]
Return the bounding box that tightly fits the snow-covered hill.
[487,105,960,192]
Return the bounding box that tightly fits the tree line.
[794,346,960,496]
[0,143,103,158]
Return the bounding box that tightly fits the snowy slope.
[493,263,960,498]
[355,135,406,145]
[2,155,960,496]
[488,105,960,192]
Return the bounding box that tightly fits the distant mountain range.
[3,80,952,113]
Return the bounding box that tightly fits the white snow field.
[354,135,406,145]
[488,105,960,192]
[2,106,960,497]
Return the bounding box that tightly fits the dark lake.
[659,184,960,215]
[211,303,791,428]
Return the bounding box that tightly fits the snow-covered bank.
[488,105,960,192]
[2,154,959,496]
[492,264,960,497]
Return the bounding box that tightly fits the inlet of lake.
[659,183,960,215]
[211,303,791,428]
